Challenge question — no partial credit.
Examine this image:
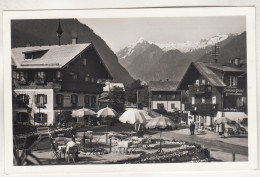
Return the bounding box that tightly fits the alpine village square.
[12,19,248,165]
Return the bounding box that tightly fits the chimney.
[72,32,78,44]
[234,58,240,66]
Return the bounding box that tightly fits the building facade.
[148,81,182,112]
[177,60,247,126]
[12,43,112,126]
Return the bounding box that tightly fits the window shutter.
[44,95,47,104]
[34,72,38,81]
[44,114,48,123]
[34,95,38,104]
[75,95,78,103]
[25,95,29,104]
[24,72,28,80]
[34,113,39,123]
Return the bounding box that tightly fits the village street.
[151,128,248,162]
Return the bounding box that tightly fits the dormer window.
[23,50,48,60]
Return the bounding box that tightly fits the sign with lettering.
[224,87,244,96]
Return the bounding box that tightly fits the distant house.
[177,59,247,126]
[12,41,112,126]
[148,81,182,112]
[98,82,125,109]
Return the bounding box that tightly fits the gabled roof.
[12,44,91,69]
[149,81,179,91]
[193,62,226,87]
[205,63,247,72]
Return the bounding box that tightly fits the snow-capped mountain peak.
[117,33,236,61]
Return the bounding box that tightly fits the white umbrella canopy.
[119,109,146,124]
[97,107,118,118]
[215,117,231,124]
[145,115,174,129]
[72,108,96,117]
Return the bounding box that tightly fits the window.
[195,80,199,86]
[56,71,63,79]
[192,97,195,105]
[91,78,95,83]
[83,58,87,66]
[35,94,47,107]
[34,113,47,123]
[35,71,46,83]
[157,103,164,110]
[158,94,162,100]
[56,94,63,106]
[85,75,90,82]
[204,117,207,123]
[69,72,78,80]
[212,96,216,104]
[236,97,243,107]
[227,76,237,86]
[17,94,29,105]
[17,112,29,122]
[91,96,96,106]
[207,86,212,92]
[202,79,206,85]
[71,94,78,107]
[171,103,175,109]
[84,95,90,106]
[171,95,176,99]
[202,97,205,103]
[16,71,28,83]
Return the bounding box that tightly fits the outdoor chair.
[66,146,78,164]
[50,141,61,159]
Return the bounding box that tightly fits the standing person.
[189,121,193,135]
[190,121,195,135]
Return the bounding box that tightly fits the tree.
[138,86,149,109]
[57,111,73,127]
[109,86,125,114]
[125,80,143,104]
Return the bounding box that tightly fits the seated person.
[66,137,79,160]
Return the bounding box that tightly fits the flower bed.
[78,145,108,155]
[112,140,215,164]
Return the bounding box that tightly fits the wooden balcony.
[185,103,218,114]
[188,85,212,95]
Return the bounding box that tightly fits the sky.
[79,16,246,52]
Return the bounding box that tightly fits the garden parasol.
[145,115,175,153]
[71,107,96,117]
[97,106,118,143]
[97,106,118,118]
[119,108,146,124]
[215,117,231,124]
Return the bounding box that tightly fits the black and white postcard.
[3,6,257,175]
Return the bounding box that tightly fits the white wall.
[14,89,54,125]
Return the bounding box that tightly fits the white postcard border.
[3,7,257,175]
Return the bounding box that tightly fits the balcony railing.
[185,103,218,114]
[188,85,212,95]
